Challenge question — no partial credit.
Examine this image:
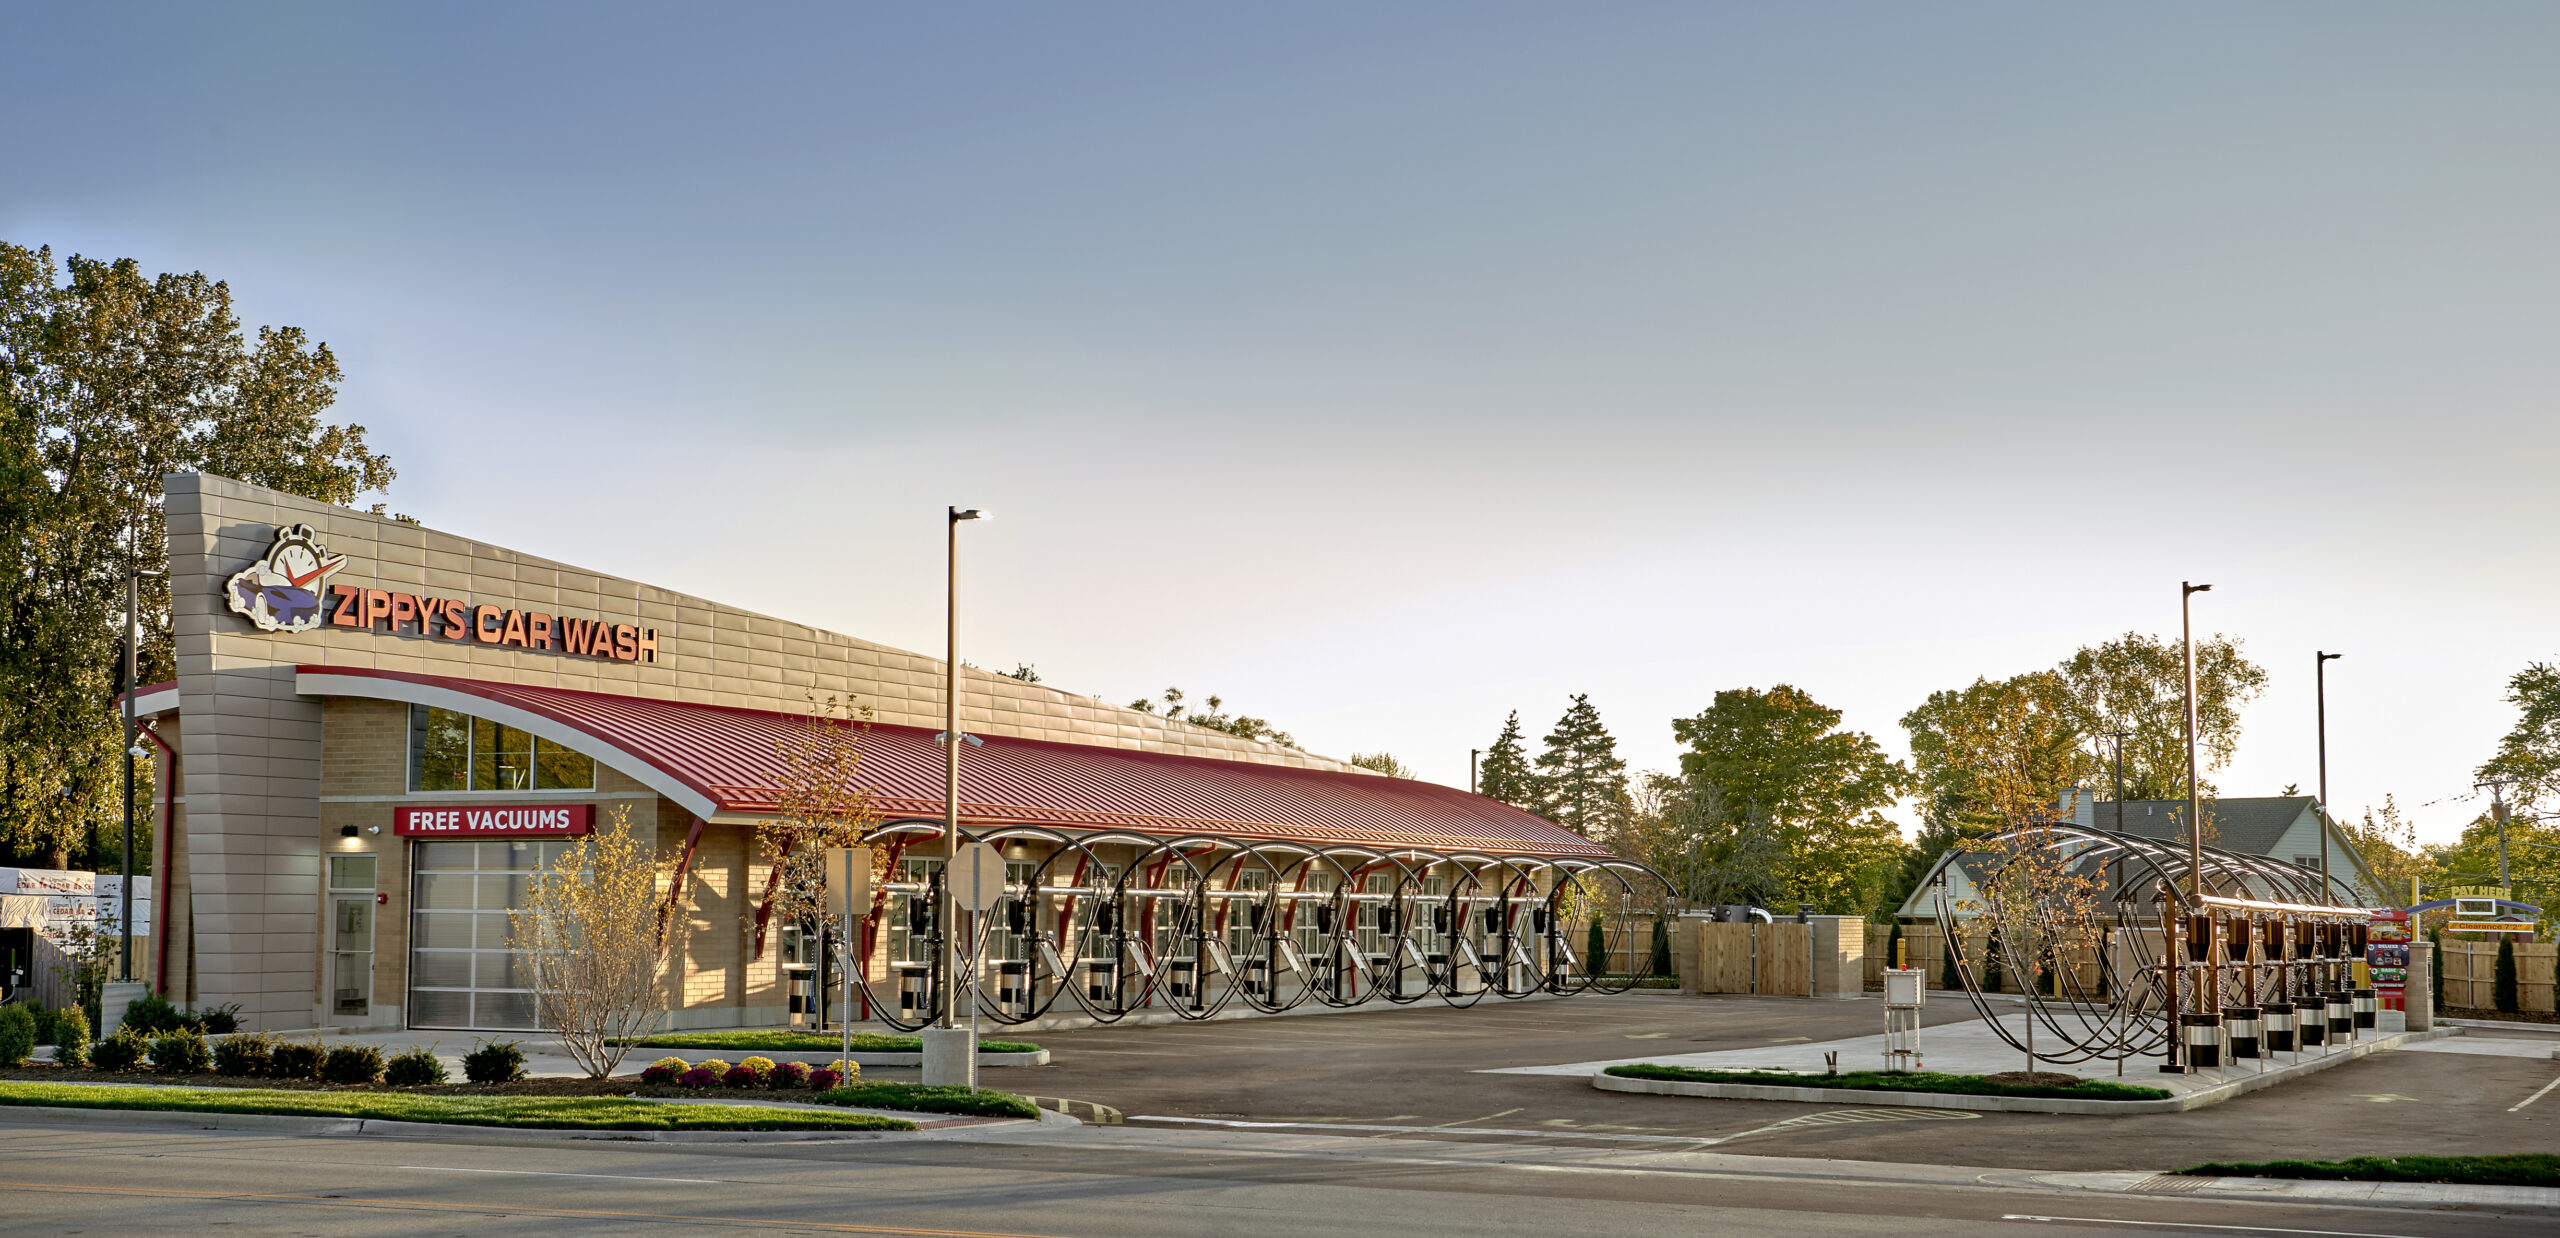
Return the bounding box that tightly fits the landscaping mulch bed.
[1606,1063,2173,1101]
[2440,1006,2560,1026]
[1,1065,802,1100]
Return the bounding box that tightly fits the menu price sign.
[2367,909,2411,1009]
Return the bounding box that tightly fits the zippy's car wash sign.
[227,524,659,663]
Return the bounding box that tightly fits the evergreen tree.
[1648,917,1672,976]
[1476,711,1535,807]
[1885,921,1904,972]
[1586,918,1606,976]
[1533,694,1630,839]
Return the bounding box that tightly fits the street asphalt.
[5,991,2553,1235]
[885,991,2560,1169]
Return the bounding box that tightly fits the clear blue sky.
[9,4,2554,842]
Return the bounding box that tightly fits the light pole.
[1470,749,1480,796]
[2181,583,2211,905]
[120,561,163,982]
[2316,652,2342,902]
[934,507,988,1068]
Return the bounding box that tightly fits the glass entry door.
[326,854,378,1020]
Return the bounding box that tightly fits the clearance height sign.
[393,805,596,838]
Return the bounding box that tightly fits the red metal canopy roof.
[294,666,1612,859]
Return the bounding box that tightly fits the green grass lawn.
[0,1081,915,1131]
[2179,1154,2560,1188]
[619,1031,1042,1055]
[812,1081,1043,1121]
[1605,1064,2172,1101]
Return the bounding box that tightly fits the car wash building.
[134,473,1649,1035]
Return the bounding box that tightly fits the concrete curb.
[1592,1028,2444,1114]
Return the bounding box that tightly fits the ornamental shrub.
[384,1045,448,1086]
[199,1003,242,1035]
[1586,919,1606,975]
[322,1043,385,1085]
[721,1065,759,1088]
[738,1055,777,1081]
[2494,938,2520,1013]
[0,1004,36,1067]
[121,993,185,1035]
[28,1005,58,1045]
[92,1028,149,1072]
[51,1006,90,1068]
[650,1056,689,1074]
[148,1028,213,1075]
[678,1065,721,1088]
[805,1066,843,1090]
[462,1039,527,1084]
[212,1031,275,1078]
[639,1063,681,1085]
[771,1060,810,1089]
[1647,917,1672,977]
[1885,922,1904,973]
[269,1040,326,1080]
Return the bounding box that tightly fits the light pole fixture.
[939,507,988,1036]
[2316,651,2342,903]
[1470,748,1481,796]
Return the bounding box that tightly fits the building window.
[410,705,595,791]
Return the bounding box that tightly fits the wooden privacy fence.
[1679,917,1862,998]
[1863,923,2103,994]
[2438,938,2558,1013]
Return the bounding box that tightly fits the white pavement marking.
[2509,1072,2560,1112]
[398,1166,718,1183]
[2002,1216,2428,1238]
[2401,1036,2558,1059]
[1132,1115,1726,1145]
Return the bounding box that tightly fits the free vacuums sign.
[226,524,660,663]
[393,805,595,838]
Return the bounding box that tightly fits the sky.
[7,4,2554,844]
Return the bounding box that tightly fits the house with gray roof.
[1893,792,2388,921]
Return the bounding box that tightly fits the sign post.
[950,840,1004,1092]
[823,848,871,1075]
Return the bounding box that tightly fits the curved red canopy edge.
[292,665,1613,859]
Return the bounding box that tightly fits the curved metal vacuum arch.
[836,823,1670,1030]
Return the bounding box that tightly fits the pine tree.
[1476,712,1535,806]
[1533,694,1630,839]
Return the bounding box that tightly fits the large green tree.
[0,242,394,868]
[2477,662,2559,810]
[1532,694,1630,840]
[2058,631,2267,801]
[1667,684,1909,914]
[1476,710,1534,807]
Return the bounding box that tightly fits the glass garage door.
[408,839,576,1030]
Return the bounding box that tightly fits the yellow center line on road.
[0,1180,1068,1237]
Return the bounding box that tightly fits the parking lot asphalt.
[868,991,2560,1171]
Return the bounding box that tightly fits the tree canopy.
[1476,711,1535,807]
[1125,686,1297,749]
[1,242,394,868]
[1662,685,1909,914]
[1532,694,1630,840]
[2478,662,2559,810]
